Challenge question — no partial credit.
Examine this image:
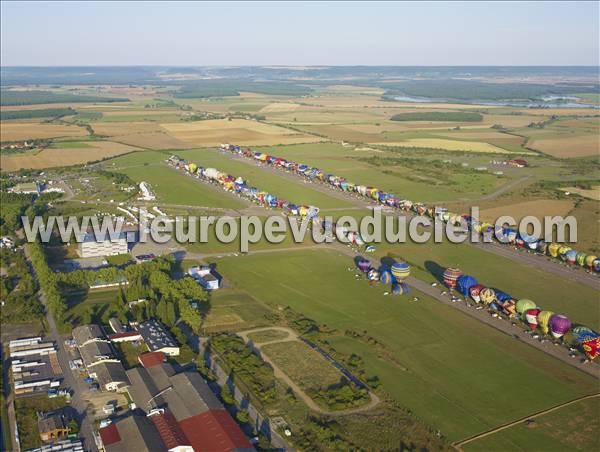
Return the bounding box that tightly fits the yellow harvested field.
[560,186,600,201]
[371,138,514,153]
[91,121,163,136]
[160,118,324,146]
[529,134,599,158]
[1,121,88,141]
[101,109,181,117]
[260,102,302,113]
[480,200,575,224]
[110,132,191,150]
[1,141,140,171]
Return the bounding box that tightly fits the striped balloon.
[443,267,463,289]
[391,262,411,282]
[379,270,394,285]
[392,283,410,295]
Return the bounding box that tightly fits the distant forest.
[381,79,599,101]
[0,90,128,106]
[0,107,75,120]
[174,80,313,98]
[390,111,483,122]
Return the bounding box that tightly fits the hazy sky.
[1,1,598,66]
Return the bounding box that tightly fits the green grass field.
[246,329,290,343]
[464,396,600,451]
[201,290,273,333]
[65,288,119,325]
[214,248,598,442]
[116,163,246,209]
[177,148,354,208]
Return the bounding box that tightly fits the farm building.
[37,411,70,442]
[506,159,528,168]
[137,319,180,356]
[187,265,220,290]
[122,359,253,452]
[77,232,129,258]
[9,337,62,397]
[72,324,130,392]
[9,182,42,194]
[98,415,166,452]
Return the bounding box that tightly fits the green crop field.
[215,248,598,442]
[464,396,600,451]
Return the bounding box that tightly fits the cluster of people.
[443,267,599,361]
[218,144,600,274]
[167,155,320,218]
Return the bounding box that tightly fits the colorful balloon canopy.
[516,299,536,316]
[443,267,463,289]
[572,326,597,343]
[469,284,485,303]
[524,308,542,330]
[391,262,411,281]
[479,287,496,305]
[456,275,478,296]
[357,259,371,273]
[549,314,571,339]
[379,270,394,285]
[502,299,517,317]
[537,311,555,335]
[367,269,380,281]
[392,283,410,295]
[581,336,600,360]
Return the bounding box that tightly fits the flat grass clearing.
[372,138,518,154]
[202,290,272,333]
[0,120,87,141]
[261,340,344,390]
[116,163,246,209]
[1,140,140,171]
[529,134,599,158]
[214,249,598,441]
[103,149,169,167]
[246,329,290,343]
[177,148,353,208]
[253,143,505,202]
[259,102,302,113]
[160,118,324,146]
[49,140,93,148]
[65,288,119,326]
[464,396,600,452]
[479,199,575,223]
[568,200,600,254]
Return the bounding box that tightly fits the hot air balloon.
[581,336,600,360]
[572,326,597,343]
[537,311,555,335]
[443,268,462,289]
[379,270,394,285]
[576,252,587,267]
[456,275,478,296]
[524,308,542,330]
[391,262,411,282]
[494,290,513,304]
[479,288,496,305]
[357,259,371,273]
[549,314,571,339]
[469,284,485,303]
[367,269,380,281]
[502,299,517,317]
[548,243,560,258]
[585,255,597,270]
[516,299,536,316]
[558,246,572,261]
[392,283,410,295]
[187,163,198,174]
[594,258,600,273]
[565,249,578,265]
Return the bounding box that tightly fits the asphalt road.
[24,244,98,452]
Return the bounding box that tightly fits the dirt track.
[238,326,381,416]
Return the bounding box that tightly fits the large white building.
[77,232,129,258]
[187,266,220,290]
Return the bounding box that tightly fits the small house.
[38,411,70,442]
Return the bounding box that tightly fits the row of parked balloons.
[355,258,412,295]
[166,155,320,218]
[218,144,600,274]
[442,267,599,360]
